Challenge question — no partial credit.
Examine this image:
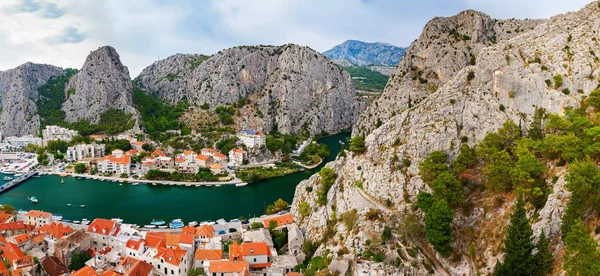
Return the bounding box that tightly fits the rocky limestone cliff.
[354,10,544,136]
[292,2,600,274]
[0,63,64,136]
[323,40,407,67]
[62,46,138,124]
[136,44,367,135]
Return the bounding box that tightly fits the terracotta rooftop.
[70,266,99,276]
[126,239,144,251]
[37,222,74,240]
[195,154,211,161]
[98,154,131,165]
[209,261,250,273]
[155,247,187,266]
[25,210,51,218]
[263,213,294,228]
[195,249,223,261]
[195,225,214,238]
[0,212,13,223]
[87,219,116,236]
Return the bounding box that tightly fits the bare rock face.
[353,10,544,136]
[293,2,600,274]
[62,46,137,123]
[136,44,367,135]
[0,63,64,136]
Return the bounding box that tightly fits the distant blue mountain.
[323,40,406,67]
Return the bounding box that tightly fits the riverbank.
[38,171,244,186]
[0,132,350,225]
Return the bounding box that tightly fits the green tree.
[69,251,92,271]
[0,204,16,214]
[251,222,263,229]
[74,163,86,174]
[424,200,454,257]
[564,220,600,275]
[349,135,366,154]
[451,143,477,175]
[528,107,546,140]
[588,89,600,109]
[429,171,463,208]
[269,220,278,231]
[317,168,337,206]
[188,268,204,276]
[533,230,553,276]
[494,195,535,276]
[542,134,583,163]
[483,150,513,190]
[416,192,434,213]
[419,150,449,184]
[142,143,155,152]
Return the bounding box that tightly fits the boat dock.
[0,171,38,194]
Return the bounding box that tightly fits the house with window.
[54,229,91,266]
[194,249,222,272]
[201,148,218,156]
[131,141,146,152]
[125,238,145,258]
[36,222,75,255]
[87,219,120,251]
[1,242,34,273]
[182,150,198,162]
[24,210,52,228]
[113,256,154,276]
[8,233,32,251]
[228,242,272,270]
[238,130,266,148]
[97,150,131,175]
[228,149,246,165]
[66,143,105,161]
[194,225,214,244]
[213,153,227,164]
[141,245,192,276]
[195,154,214,168]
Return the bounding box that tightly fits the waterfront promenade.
[38,171,244,186]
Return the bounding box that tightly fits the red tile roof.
[229,242,271,260]
[127,149,138,155]
[99,154,131,165]
[32,234,45,244]
[195,249,222,260]
[0,221,24,231]
[144,235,166,248]
[132,141,145,146]
[70,266,99,276]
[12,234,31,245]
[155,247,187,266]
[195,225,214,238]
[183,150,196,156]
[0,212,13,223]
[87,219,116,236]
[213,153,226,158]
[42,256,69,276]
[263,213,294,228]
[37,222,74,240]
[152,150,166,157]
[99,271,121,276]
[124,259,153,276]
[126,239,144,251]
[175,157,186,163]
[209,261,249,273]
[2,243,33,268]
[230,148,244,154]
[25,210,51,218]
[195,154,211,161]
[0,261,7,275]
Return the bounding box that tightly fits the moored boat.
[151,219,166,226]
[158,225,168,229]
[3,176,12,181]
[52,215,63,221]
[235,182,248,187]
[28,196,38,203]
[188,221,198,226]
[144,225,157,229]
[170,219,184,229]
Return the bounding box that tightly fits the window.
[158,265,161,269]
[254,258,257,262]
[171,270,174,274]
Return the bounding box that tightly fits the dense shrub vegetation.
[340,66,390,92]
[133,88,188,139]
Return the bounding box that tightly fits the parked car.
[241,219,249,225]
[228,228,237,233]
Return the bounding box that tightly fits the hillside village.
[0,207,316,276]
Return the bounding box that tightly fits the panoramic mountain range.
[323,40,407,67]
[292,1,600,274]
[0,44,367,137]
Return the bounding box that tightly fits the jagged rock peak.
[322,39,407,66]
[62,45,136,124]
[353,9,544,136]
[136,43,367,135]
[0,63,64,136]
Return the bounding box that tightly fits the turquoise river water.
[0,133,349,225]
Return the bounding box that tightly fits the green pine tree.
[532,230,553,276]
[424,199,454,257]
[494,195,535,276]
[564,220,600,275]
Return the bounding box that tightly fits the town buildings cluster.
[0,210,306,276]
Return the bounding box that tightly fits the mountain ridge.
[323,39,407,67]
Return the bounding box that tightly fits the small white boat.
[112,218,123,223]
[73,220,81,224]
[215,184,221,187]
[235,183,248,187]
[82,221,90,225]
[17,210,27,215]
[119,183,123,186]
[216,219,226,225]
[28,196,38,203]
[132,182,139,186]
[67,203,72,206]
[100,179,105,182]
[188,221,198,226]
[144,225,157,228]
[3,176,12,181]
[15,174,23,177]
[158,225,168,229]
[52,215,63,221]
[80,205,86,208]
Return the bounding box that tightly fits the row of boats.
[142,218,234,229]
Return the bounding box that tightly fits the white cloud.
[0,0,593,77]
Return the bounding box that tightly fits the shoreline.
[37,171,245,187]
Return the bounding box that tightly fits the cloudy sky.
[0,0,592,76]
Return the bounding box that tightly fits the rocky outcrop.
[0,63,64,136]
[136,44,366,135]
[62,46,137,124]
[293,2,600,274]
[322,40,406,66]
[354,10,544,135]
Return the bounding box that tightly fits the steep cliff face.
[136,44,367,135]
[0,63,64,136]
[62,46,137,124]
[292,2,600,274]
[353,10,544,136]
